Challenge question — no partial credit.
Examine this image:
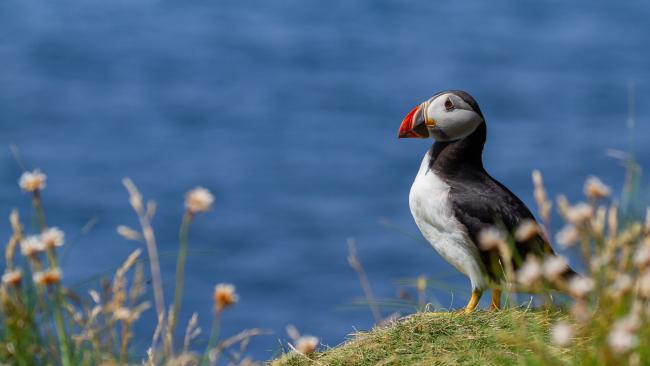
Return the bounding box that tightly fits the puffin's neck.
[428,122,486,175]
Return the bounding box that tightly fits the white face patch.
[424,93,484,141]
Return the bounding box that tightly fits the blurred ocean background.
[1,0,649,360]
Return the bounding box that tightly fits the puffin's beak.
[398,102,432,138]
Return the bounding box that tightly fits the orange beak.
[398,103,431,138]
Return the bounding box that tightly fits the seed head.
[33,268,62,286]
[565,203,593,225]
[18,169,47,192]
[515,220,539,242]
[608,317,639,354]
[550,321,573,347]
[517,256,542,287]
[568,276,594,299]
[213,283,238,312]
[478,227,506,251]
[608,274,633,298]
[543,256,569,281]
[633,245,650,269]
[41,227,65,249]
[116,225,142,241]
[571,300,590,322]
[185,187,214,214]
[556,225,579,248]
[416,274,427,293]
[113,307,133,321]
[638,270,650,299]
[20,235,46,257]
[584,176,611,200]
[2,269,23,287]
[295,336,319,355]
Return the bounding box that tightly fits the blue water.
[1,0,649,361]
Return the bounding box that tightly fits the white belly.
[408,151,489,291]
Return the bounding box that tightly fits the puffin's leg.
[464,290,482,313]
[490,289,501,310]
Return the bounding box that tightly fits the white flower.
[515,220,539,242]
[2,269,23,286]
[551,322,573,347]
[608,274,633,298]
[517,256,542,287]
[478,227,506,250]
[213,283,238,312]
[20,235,46,257]
[18,169,47,192]
[565,203,593,225]
[543,256,569,281]
[41,227,65,249]
[556,225,579,248]
[113,307,132,321]
[185,187,214,214]
[584,176,611,200]
[33,268,62,286]
[568,276,594,298]
[633,245,650,269]
[608,317,639,354]
[294,335,319,355]
[638,270,650,299]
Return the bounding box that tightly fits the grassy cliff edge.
[272,308,570,366]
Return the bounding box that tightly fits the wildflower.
[543,256,569,281]
[608,274,633,298]
[416,275,427,293]
[18,169,47,192]
[515,220,539,242]
[41,227,64,249]
[33,268,62,286]
[517,256,542,287]
[532,170,552,222]
[633,245,650,269]
[478,227,506,251]
[89,289,101,304]
[113,307,132,321]
[20,235,46,257]
[556,225,579,248]
[568,276,594,298]
[294,336,319,355]
[608,317,639,354]
[589,255,609,272]
[550,321,573,347]
[638,270,650,299]
[213,283,238,312]
[2,269,23,286]
[584,176,611,200]
[185,187,214,214]
[565,203,593,225]
[571,300,590,322]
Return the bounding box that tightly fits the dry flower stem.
[122,178,165,322]
[347,238,382,324]
[171,211,193,334]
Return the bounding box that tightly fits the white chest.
[408,151,488,290]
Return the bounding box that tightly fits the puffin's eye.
[444,98,455,111]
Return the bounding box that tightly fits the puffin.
[398,90,569,312]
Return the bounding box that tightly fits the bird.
[398,90,573,312]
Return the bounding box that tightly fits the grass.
[273,308,569,366]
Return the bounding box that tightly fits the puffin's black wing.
[446,172,550,280]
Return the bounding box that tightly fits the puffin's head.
[398,90,484,141]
